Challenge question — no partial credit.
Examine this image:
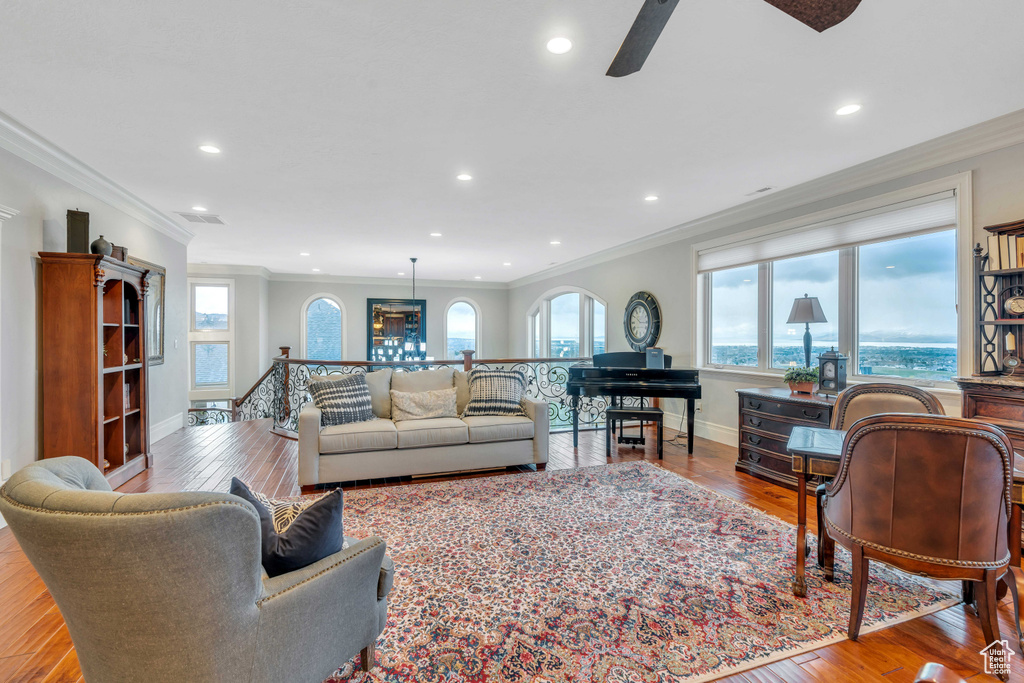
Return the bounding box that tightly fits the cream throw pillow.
[390,387,458,421]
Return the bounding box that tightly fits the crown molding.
[187,263,509,289]
[509,107,1024,289]
[0,109,194,246]
[0,204,18,221]
[188,263,274,279]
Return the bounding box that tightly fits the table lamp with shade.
[787,294,828,368]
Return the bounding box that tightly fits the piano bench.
[605,407,664,458]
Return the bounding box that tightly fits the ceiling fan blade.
[762,0,862,32]
[606,0,682,78]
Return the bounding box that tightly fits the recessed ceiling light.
[312,268,320,272]
[456,174,472,181]
[398,272,405,276]
[886,265,896,269]
[430,232,443,237]
[836,104,862,116]
[474,275,482,279]
[198,145,221,154]
[299,252,310,256]
[645,195,659,202]
[743,279,752,282]
[550,240,561,245]
[547,37,573,54]
[503,262,512,266]
[191,206,207,212]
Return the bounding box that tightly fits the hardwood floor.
[0,420,1018,681]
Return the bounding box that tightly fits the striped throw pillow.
[462,368,527,417]
[307,373,375,426]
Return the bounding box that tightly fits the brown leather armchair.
[820,414,1021,679]
[816,383,944,578]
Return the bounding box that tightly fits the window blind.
[697,192,956,273]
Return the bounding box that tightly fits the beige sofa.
[299,367,549,488]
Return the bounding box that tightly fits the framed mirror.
[128,256,166,366]
[367,298,427,362]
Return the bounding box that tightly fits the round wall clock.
[623,291,662,352]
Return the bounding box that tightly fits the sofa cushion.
[391,387,458,421]
[395,418,469,449]
[391,367,455,394]
[463,368,527,417]
[307,373,375,426]
[320,420,398,454]
[454,370,471,415]
[365,368,393,418]
[230,478,344,578]
[462,415,535,443]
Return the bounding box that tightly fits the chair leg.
[976,569,1007,681]
[1005,566,1024,651]
[360,642,375,672]
[606,419,612,457]
[848,543,870,640]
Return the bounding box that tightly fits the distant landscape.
[711,343,957,381]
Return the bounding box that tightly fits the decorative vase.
[90,235,112,256]
[789,381,815,394]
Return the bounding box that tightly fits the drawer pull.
[748,417,762,427]
[802,409,823,420]
[747,435,762,446]
[748,400,762,410]
[746,450,761,463]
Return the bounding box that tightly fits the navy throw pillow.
[230,478,345,578]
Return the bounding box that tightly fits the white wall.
[183,269,510,397]
[507,140,1024,444]
[268,279,509,363]
[0,145,189,480]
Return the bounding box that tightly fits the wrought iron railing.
[187,347,608,435]
[268,353,604,437]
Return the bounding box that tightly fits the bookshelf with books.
[39,253,152,488]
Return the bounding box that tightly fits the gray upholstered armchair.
[0,457,393,683]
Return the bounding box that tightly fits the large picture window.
[700,190,963,384]
[527,288,607,358]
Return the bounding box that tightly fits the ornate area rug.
[325,461,957,682]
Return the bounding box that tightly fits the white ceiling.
[2,0,1023,283]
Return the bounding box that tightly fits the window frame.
[526,286,608,358]
[442,297,482,360]
[299,292,347,361]
[693,173,973,390]
[188,277,235,400]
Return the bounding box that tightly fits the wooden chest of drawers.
[736,387,836,490]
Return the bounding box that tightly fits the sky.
[711,230,957,345]
[447,301,476,339]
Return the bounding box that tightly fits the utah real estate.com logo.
[981,640,1015,677]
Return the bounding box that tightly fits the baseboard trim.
[664,412,738,448]
[151,413,185,444]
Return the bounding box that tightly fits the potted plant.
[784,366,819,394]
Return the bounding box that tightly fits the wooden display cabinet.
[40,253,151,487]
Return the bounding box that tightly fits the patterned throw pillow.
[307,373,375,426]
[390,387,458,421]
[230,478,346,577]
[462,368,527,417]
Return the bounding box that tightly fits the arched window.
[444,299,481,360]
[302,295,345,360]
[527,287,607,358]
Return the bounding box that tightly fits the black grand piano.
[566,352,701,454]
